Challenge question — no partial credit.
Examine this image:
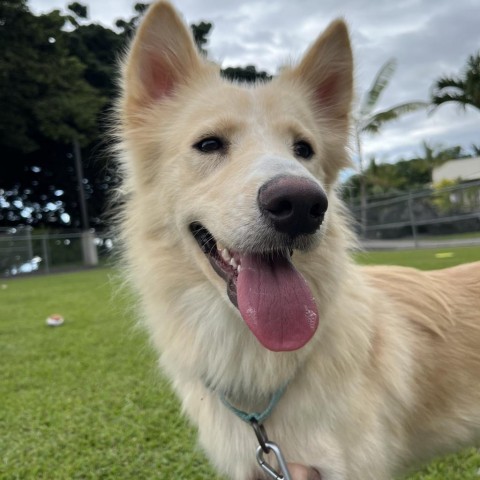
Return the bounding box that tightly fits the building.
[432,157,480,184]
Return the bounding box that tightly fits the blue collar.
[218,383,288,424]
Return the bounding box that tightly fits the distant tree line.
[343,142,480,202]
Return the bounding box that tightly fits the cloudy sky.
[29,0,479,166]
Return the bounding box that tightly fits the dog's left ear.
[121,1,206,113]
[284,20,353,122]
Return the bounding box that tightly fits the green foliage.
[431,52,480,111]
[67,22,124,97]
[115,2,149,37]
[0,1,122,228]
[222,65,272,83]
[67,1,88,22]
[431,179,459,213]
[431,179,480,217]
[0,1,105,151]
[192,21,213,55]
[344,143,475,199]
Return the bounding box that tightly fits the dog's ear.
[284,20,353,121]
[122,1,204,110]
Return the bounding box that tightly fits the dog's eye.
[293,140,314,160]
[194,137,225,154]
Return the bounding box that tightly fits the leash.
[219,385,293,480]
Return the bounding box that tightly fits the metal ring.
[250,419,271,454]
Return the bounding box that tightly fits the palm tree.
[431,52,480,111]
[354,59,427,235]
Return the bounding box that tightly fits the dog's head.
[119,1,353,353]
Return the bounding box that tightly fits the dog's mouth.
[190,222,318,352]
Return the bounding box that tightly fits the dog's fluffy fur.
[115,2,480,479]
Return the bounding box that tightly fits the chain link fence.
[1,181,479,277]
[0,228,113,277]
[348,180,480,247]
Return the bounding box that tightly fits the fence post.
[81,230,98,267]
[26,227,33,260]
[407,192,419,248]
[42,235,50,273]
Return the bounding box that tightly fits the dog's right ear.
[122,1,203,112]
[282,19,353,122]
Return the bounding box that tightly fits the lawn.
[0,269,221,480]
[1,249,479,479]
[355,245,480,270]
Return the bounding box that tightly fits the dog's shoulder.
[360,262,480,337]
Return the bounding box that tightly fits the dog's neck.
[202,369,294,415]
[216,382,289,425]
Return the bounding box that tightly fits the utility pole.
[73,138,98,267]
[355,129,368,239]
[73,137,90,230]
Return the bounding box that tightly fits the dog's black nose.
[258,176,328,237]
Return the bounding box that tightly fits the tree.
[343,142,474,200]
[191,21,213,55]
[115,3,148,38]
[66,1,87,25]
[354,59,427,234]
[0,0,109,228]
[222,65,271,83]
[0,1,105,151]
[431,52,480,111]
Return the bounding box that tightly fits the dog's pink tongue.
[236,253,318,352]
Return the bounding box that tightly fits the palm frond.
[430,52,480,111]
[433,76,464,91]
[431,93,470,109]
[359,58,397,117]
[467,52,480,74]
[360,101,427,134]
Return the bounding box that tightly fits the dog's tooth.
[237,265,242,273]
[221,249,231,262]
[229,258,238,268]
[217,241,225,252]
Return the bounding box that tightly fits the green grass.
[356,245,480,270]
[0,270,221,480]
[1,251,479,479]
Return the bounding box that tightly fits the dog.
[115,2,480,479]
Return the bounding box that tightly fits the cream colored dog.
[115,2,480,479]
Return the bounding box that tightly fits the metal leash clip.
[251,420,292,480]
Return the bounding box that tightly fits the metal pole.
[73,138,98,267]
[355,129,367,238]
[26,227,33,260]
[407,192,419,248]
[73,137,90,230]
[42,236,50,273]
